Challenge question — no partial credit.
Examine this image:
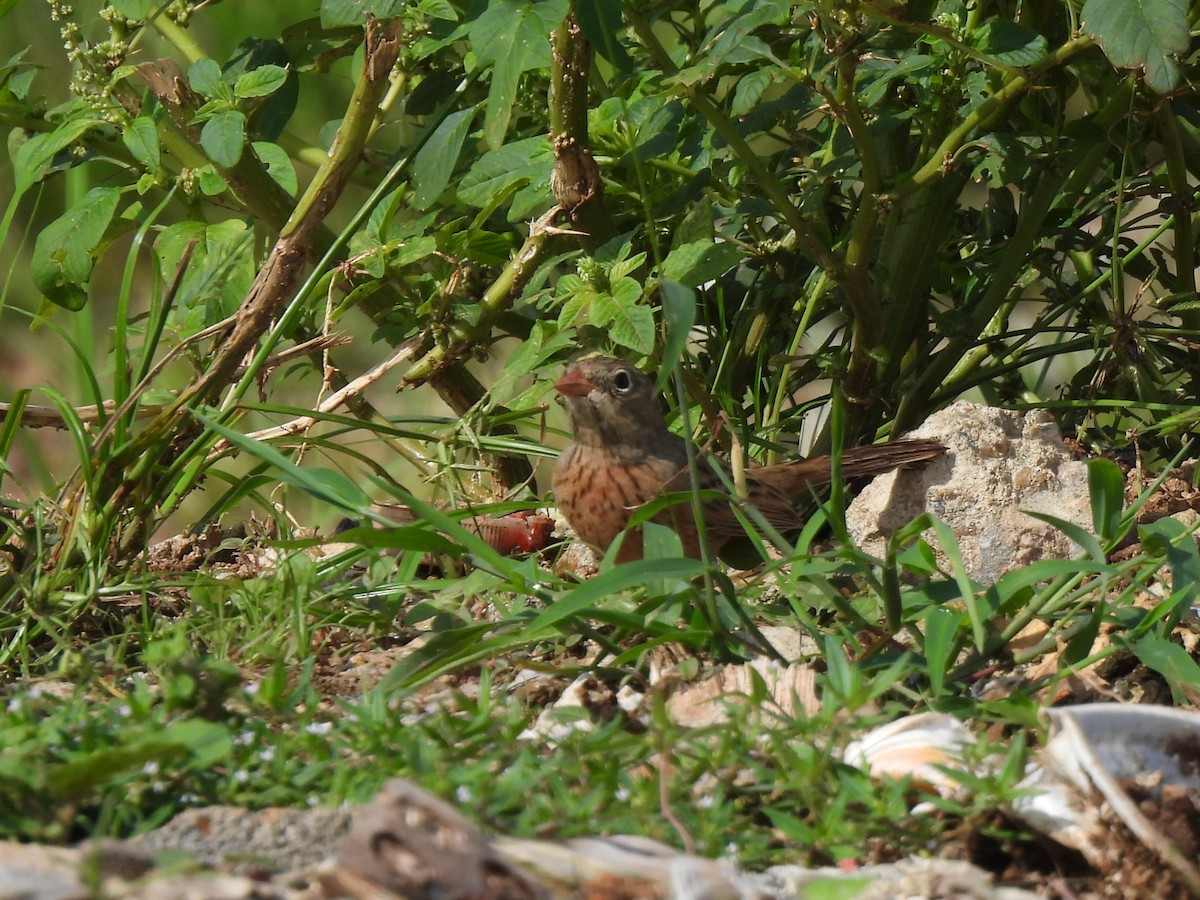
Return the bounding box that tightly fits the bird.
[551,355,944,563]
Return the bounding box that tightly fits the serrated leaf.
[122,116,160,168]
[591,293,654,354]
[660,240,742,287]
[234,64,288,98]
[187,57,224,96]
[251,141,297,195]
[468,0,569,149]
[201,110,246,167]
[1081,0,1188,93]
[31,186,121,311]
[411,106,476,210]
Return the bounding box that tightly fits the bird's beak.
[554,370,594,397]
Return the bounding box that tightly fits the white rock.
[847,399,1092,584]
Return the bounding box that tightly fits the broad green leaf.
[31,186,121,311]
[411,106,476,210]
[12,115,104,195]
[457,136,552,208]
[1139,517,1200,625]
[609,251,647,281]
[200,110,246,167]
[419,0,458,20]
[234,64,288,98]
[659,279,696,385]
[251,141,297,195]
[196,165,228,195]
[155,219,255,329]
[122,116,160,168]
[1081,0,1188,92]
[1130,636,1200,702]
[468,0,569,149]
[187,57,224,96]
[971,21,1048,67]
[609,275,641,305]
[660,240,742,288]
[591,292,654,354]
[731,69,774,117]
[1087,457,1125,543]
[922,607,963,696]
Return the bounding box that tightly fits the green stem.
[899,35,1095,195]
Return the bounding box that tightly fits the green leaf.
[411,106,476,210]
[468,0,569,150]
[155,220,255,329]
[251,141,297,195]
[31,186,121,311]
[1139,517,1200,625]
[1023,510,1105,564]
[200,110,246,167]
[1087,457,1126,543]
[971,21,1048,67]
[234,64,288,98]
[193,410,372,514]
[524,558,706,635]
[187,57,224,96]
[457,136,552,208]
[591,292,654,354]
[660,240,742,288]
[1130,636,1200,703]
[122,116,161,168]
[1081,0,1188,93]
[659,279,696,383]
[731,69,774,117]
[12,115,105,195]
[922,607,963,696]
[574,0,632,73]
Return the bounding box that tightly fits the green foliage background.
[1,0,1200,861]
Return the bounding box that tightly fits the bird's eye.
[612,369,634,393]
